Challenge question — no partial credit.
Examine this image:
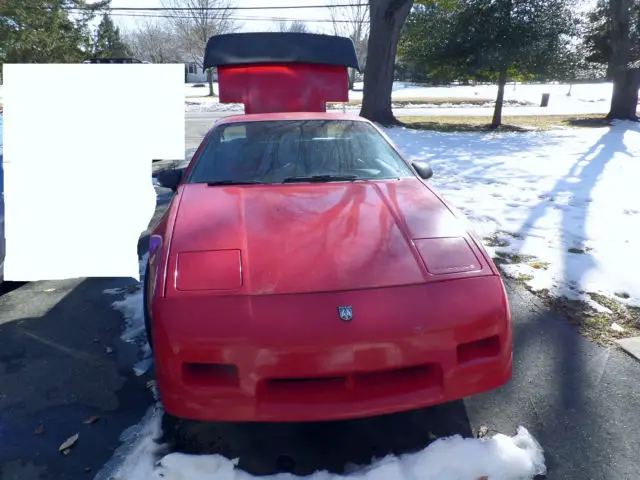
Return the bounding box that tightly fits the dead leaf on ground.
[83,415,100,424]
[35,423,44,435]
[478,425,489,438]
[59,433,79,452]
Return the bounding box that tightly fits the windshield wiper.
[282,175,359,183]
[205,180,262,186]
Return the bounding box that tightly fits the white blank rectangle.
[3,64,184,281]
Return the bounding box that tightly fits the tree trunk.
[491,67,508,128]
[207,69,215,97]
[359,0,413,125]
[607,0,633,119]
[348,68,356,91]
[608,68,640,120]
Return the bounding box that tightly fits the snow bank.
[386,120,640,307]
[154,427,545,480]
[105,252,154,376]
[99,403,545,480]
[94,403,167,480]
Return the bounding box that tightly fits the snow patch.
[94,403,167,480]
[106,252,153,376]
[154,426,545,479]
[386,121,640,307]
[99,404,546,480]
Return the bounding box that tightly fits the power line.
[67,3,368,12]
[102,11,369,23]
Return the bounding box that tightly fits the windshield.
[187,120,415,185]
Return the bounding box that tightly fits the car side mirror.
[412,160,433,180]
[156,168,184,191]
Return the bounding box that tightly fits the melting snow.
[106,252,153,376]
[385,120,640,307]
[94,403,166,480]
[96,402,546,480]
[154,427,546,480]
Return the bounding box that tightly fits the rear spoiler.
[203,32,359,72]
[202,32,360,114]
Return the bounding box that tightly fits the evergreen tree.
[92,13,132,58]
[399,0,580,127]
[583,0,640,78]
[0,0,109,81]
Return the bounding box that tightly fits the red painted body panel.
[218,64,349,113]
[152,276,512,422]
[148,114,513,422]
[167,178,493,297]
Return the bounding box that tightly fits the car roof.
[215,111,372,126]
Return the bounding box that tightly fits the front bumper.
[152,276,513,422]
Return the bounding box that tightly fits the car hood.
[167,178,494,295]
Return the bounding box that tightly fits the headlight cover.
[176,249,242,291]
[413,237,482,275]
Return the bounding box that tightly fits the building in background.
[186,62,216,83]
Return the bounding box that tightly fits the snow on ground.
[353,80,613,105]
[104,252,153,376]
[94,403,166,480]
[385,120,640,309]
[97,401,546,480]
[1,80,616,115]
[184,81,616,115]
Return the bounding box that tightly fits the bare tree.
[161,0,240,96]
[329,0,369,90]
[122,20,183,64]
[275,19,311,33]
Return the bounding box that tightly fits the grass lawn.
[400,114,611,132]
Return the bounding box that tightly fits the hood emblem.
[338,306,353,322]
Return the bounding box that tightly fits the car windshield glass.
[187,120,414,185]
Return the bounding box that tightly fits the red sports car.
[146,32,512,422]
